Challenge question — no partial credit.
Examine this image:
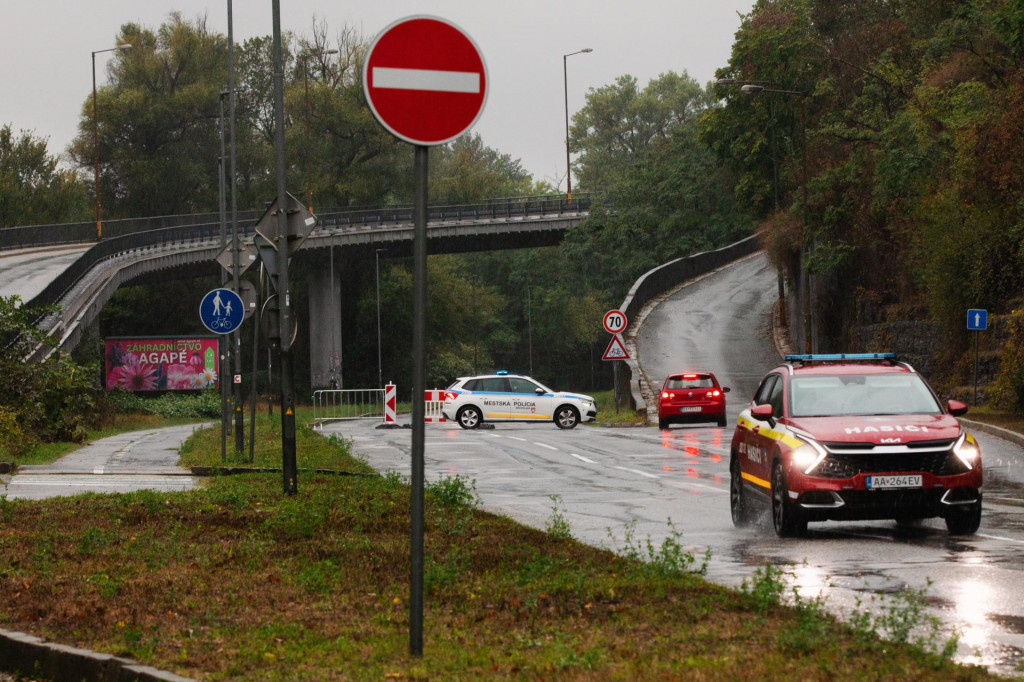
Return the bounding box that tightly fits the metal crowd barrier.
[312,388,385,429]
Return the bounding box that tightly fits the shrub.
[990,309,1024,410]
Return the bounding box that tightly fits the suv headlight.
[953,432,980,470]
[791,438,827,475]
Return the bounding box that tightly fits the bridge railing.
[1,194,593,251]
[19,194,595,321]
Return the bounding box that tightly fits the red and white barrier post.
[384,383,397,423]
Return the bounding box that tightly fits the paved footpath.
[1,424,205,499]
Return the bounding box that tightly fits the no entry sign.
[363,16,488,146]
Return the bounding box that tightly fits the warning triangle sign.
[602,334,630,361]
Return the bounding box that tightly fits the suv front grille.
[814,439,968,478]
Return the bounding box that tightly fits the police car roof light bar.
[785,352,898,364]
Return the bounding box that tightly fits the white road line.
[506,437,528,442]
[614,466,659,480]
[662,479,728,494]
[570,453,596,464]
[976,533,1024,545]
[534,442,559,451]
[372,67,480,93]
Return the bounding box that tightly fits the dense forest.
[4,0,1024,450]
[702,0,1024,402]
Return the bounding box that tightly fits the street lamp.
[91,43,132,240]
[375,248,387,390]
[563,48,592,201]
[729,81,811,351]
[301,49,338,213]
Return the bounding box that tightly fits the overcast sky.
[1,1,754,189]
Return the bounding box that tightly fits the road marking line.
[614,466,659,479]
[976,533,1024,545]
[534,442,559,451]
[570,453,596,464]
[506,437,528,442]
[662,479,728,494]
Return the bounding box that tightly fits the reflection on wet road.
[323,251,1024,677]
[327,418,1024,677]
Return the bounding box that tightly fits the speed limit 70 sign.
[603,309,628,334]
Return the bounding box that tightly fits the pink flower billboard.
[105,337,219,391]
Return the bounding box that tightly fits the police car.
[730,353,982,537]
[442,372,597,429]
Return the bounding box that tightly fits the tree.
[0,125,89,228]
[571,72,714,193]
[0,296,102,452]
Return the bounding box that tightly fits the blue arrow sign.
[200,288,244,335]
[966,308,988,331]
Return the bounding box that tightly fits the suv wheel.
[945,501,981,535]
[771,461,807,537]
[457,406,482,430]
[730,458,752,527]
[554,405,580,429]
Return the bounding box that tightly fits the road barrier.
[424,390,447,422]
[312,388,385,429]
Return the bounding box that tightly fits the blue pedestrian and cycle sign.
[967,308,988,331]
[200,288,244,335]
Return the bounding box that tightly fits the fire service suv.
[730,354,982,537]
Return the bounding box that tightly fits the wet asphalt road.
[322,252,1024,677]
[5,250,1024,676]
[0,244,91,301]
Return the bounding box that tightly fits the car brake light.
[445,391,457,401]
[683,374,697,379]
[708,389,721,397]
[661,391,673,399]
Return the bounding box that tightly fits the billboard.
[105,337,219,392]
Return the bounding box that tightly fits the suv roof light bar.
[785,353,897,363]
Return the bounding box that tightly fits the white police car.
[442,372,597,429]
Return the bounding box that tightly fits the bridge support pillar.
[308,250,343,389]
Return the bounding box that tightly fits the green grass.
[590,389,646,425]
[0,414,1006,681]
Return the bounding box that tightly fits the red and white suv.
[730,354,982,537]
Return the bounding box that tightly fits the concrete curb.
[0,627,193,682]
[959,418,1024,449]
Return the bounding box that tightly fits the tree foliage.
[0,296,103,454]
[702,0,1024,368]
[0,125,89,228]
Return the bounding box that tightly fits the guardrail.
[617,234,761,419]
[312,389,385,429]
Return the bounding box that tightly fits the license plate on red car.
[680,406,701,413]
[866,474,922,490]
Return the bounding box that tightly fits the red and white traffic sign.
[603,309,628,334]
[363,16,488,146]
[602,334,630,361]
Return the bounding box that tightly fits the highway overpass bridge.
[2,195,592,383]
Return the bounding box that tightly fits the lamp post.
[375,248,387,390]
[91,43,131,240]
[301,49,338,213]
[734,82,811,352]
[563,48,592,201]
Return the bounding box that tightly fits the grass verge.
[0,416,1007,681]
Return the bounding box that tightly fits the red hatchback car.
[658,371,730,429]
[730,354,982,537]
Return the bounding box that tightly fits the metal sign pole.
[271,0,297,495]
[410,144,427,656]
